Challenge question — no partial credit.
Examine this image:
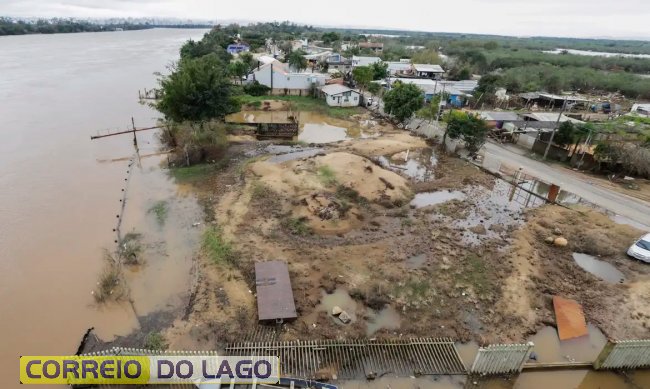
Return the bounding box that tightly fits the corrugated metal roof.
[478,111,521,121]
[255,261,297,322]
[321,84,355,95]
[523,112,584,123]
[352,56,382,67]
[413,64,444,73]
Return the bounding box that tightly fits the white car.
[627,233,650,263]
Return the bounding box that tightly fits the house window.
[343,91,351,97]
[331,96,336,101]
[354,96,358,101]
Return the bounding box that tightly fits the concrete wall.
[252,65,329,91]
[517,133,537,150]
[532,139,570,161]
[324,92,360,107]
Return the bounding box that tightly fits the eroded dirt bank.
[158,111,649,351]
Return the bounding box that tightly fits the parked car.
[627,233,650,263]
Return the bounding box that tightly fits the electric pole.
[543,96,568,160]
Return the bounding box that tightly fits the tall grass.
[202,226,237,265]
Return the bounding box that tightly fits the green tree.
[286,49,308,72]
[553,121,577,147]
[321,31,340,44]
[228,60,248,84]
[239,52,256,72]
[411,49,441,64]
[156,54,241,123]
[444,113,489,155]
[370,61,389,80]
[367,82,382,96]
[475,74,502,95]
[352,66,373,92]
[383,82,423,123]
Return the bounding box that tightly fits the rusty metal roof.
[255,261,297,321]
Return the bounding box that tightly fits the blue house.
[226,43,250,54]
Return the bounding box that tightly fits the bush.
[243,81,270,96]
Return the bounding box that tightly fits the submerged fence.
[594,340,650,370]
[470,343,533,375]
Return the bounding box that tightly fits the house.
[226,43,250,54]
[388,78,437,102]
[412,64,445,80]
[388,78,476,106]
[518,92,590,110]
[359,41,384,53]
[477,111,522,128]
[386,61,412,76]
[522,112,584,124]
[255,261,297,323]
[326,53,352,73]
[352,56,382,68]
[249,60,330,96]
[320,84,360,107]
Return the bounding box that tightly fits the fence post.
[593,341,616,370]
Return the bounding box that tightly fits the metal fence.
[226,338,466,379]
[470,343,534,375]
[593,340,650,370]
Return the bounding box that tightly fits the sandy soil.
[157,110,650,350]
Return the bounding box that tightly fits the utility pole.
[543,96,568,160]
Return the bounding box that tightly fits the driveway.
[483,141,650,228]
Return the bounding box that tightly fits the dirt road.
[483,141,650,228]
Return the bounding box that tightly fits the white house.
[352,56,382,68]
[386,61,412,76]
[320,84,360,107]
[249,60,330,96]
[412,64,445,80]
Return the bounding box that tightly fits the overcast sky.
[1,0,649,39]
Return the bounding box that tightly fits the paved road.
[483,141,650,228]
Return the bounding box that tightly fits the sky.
[1,0,649,39]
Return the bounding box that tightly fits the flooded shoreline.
[0,28,208,387]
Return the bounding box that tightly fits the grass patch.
[144,331,167,351]
[94,258,125,303]
[202,226,237,265]
[318,165,337,186]
[335,185,369,208]
[393,277,431,302]
[281,216,311,236]
[119,232,143,265]
[170,161,226,182]
[457,254,491,295]
[148,200,168,226]
[238,95,363,119]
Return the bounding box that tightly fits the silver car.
[627,233,650,263]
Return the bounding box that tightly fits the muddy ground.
[153,108,650,353]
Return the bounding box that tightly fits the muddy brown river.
[0,28,207,388]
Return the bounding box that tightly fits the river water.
[0,28,208,388]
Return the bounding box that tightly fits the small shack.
[255,261,297,323]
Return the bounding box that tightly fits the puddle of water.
[610,213,650,231]
[366,305,401,336]
[520,180,582,205]
[527,324,607,363]
[318,288,359,324]
[227,110,361,144]
[405,253,427,269]
[455,341,479,370]
[411,190,465,208]
[377,148,437,181]
[572,253,625,284]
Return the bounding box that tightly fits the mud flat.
[154,105,650,352]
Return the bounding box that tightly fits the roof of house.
[321,84,357,95]
[255,261,297,321]
[386,62,412,71]
[632,103,650,112]
[413,64,445,73]
[448,80,479,93]
[389,77,436,86]
[478,111,522,122]
[523,112,584,123]
[359,42,384,48]
[352,56,382,67]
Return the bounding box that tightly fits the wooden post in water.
[131,117,138,148]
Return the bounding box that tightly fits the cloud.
[0,0,648,38]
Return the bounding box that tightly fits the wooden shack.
[255,261,297,323]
